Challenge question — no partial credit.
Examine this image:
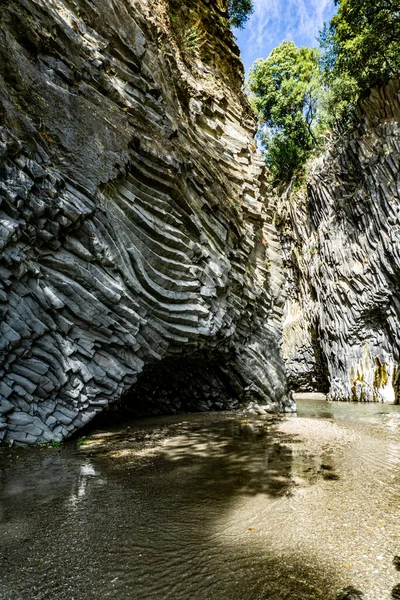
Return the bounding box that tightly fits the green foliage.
[169,11,205,59]
[248,0,400,186]
[259,120,312,185]
[317,0,400,136]
[229,0,254,29]
[181,22,204,55]
[317,72,359,134]
[77,435,93,446]
[320,0,400,94]
[246,0,400,187]
[249,41,323,185]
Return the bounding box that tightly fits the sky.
[234,0,337,75]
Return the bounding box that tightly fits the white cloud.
[246,0,334,59]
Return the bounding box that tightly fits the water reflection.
[1,401,400,599]
[68,462,106,509]
[88,418,335,498]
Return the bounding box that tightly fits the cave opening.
[118,351,242,418]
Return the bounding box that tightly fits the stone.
[0,0,291,443]
[0,381,13,398]
[279,80,400,403]
[7,412,34,426]
[0,400,14,415]
[336,586,364,600]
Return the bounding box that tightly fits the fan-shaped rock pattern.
[0,0,292,443]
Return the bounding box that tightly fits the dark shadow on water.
[335,586,364,599]
[78,415,336,497]
[0,415,346,599]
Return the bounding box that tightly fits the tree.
[228,0,253,29]
[318,71,359,135]
[320,0,400,94]
[248,41,322,184]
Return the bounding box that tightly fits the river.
[1,397,400,599]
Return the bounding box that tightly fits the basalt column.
[0,0,292,443]
[279,81,400,402]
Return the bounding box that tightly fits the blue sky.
[234,0,337,74]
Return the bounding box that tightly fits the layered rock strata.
[0,0,292,443]
[280,80,400,402]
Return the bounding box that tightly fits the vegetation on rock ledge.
[320,0,400,95]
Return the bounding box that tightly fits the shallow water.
[1,399,400,599]
[297,396,400,425]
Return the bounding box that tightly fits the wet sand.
[1,399,400,599]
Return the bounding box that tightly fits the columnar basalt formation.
[280,80,400,402]
[0,0,292,443]
[278,185,330,394]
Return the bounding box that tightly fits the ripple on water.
[0,402,400,599]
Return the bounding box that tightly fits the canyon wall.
[280,80,400,402]
[0,0,293,443]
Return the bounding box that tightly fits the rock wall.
[278,185,330,394]
[0,0,292,443]
[280,80,400,402]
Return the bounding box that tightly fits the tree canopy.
[228,0,253,29]
[248,41,322,184]
[320,0,400,94]
[248,0,400,187]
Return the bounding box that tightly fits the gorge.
[281,80,400,404]
[0,0,399,445]
[2,1,400,599]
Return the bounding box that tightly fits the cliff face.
[0,0,292,443]
[280,80,400,402]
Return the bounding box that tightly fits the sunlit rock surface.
[0,0,292,443]
[280,80,400,402]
